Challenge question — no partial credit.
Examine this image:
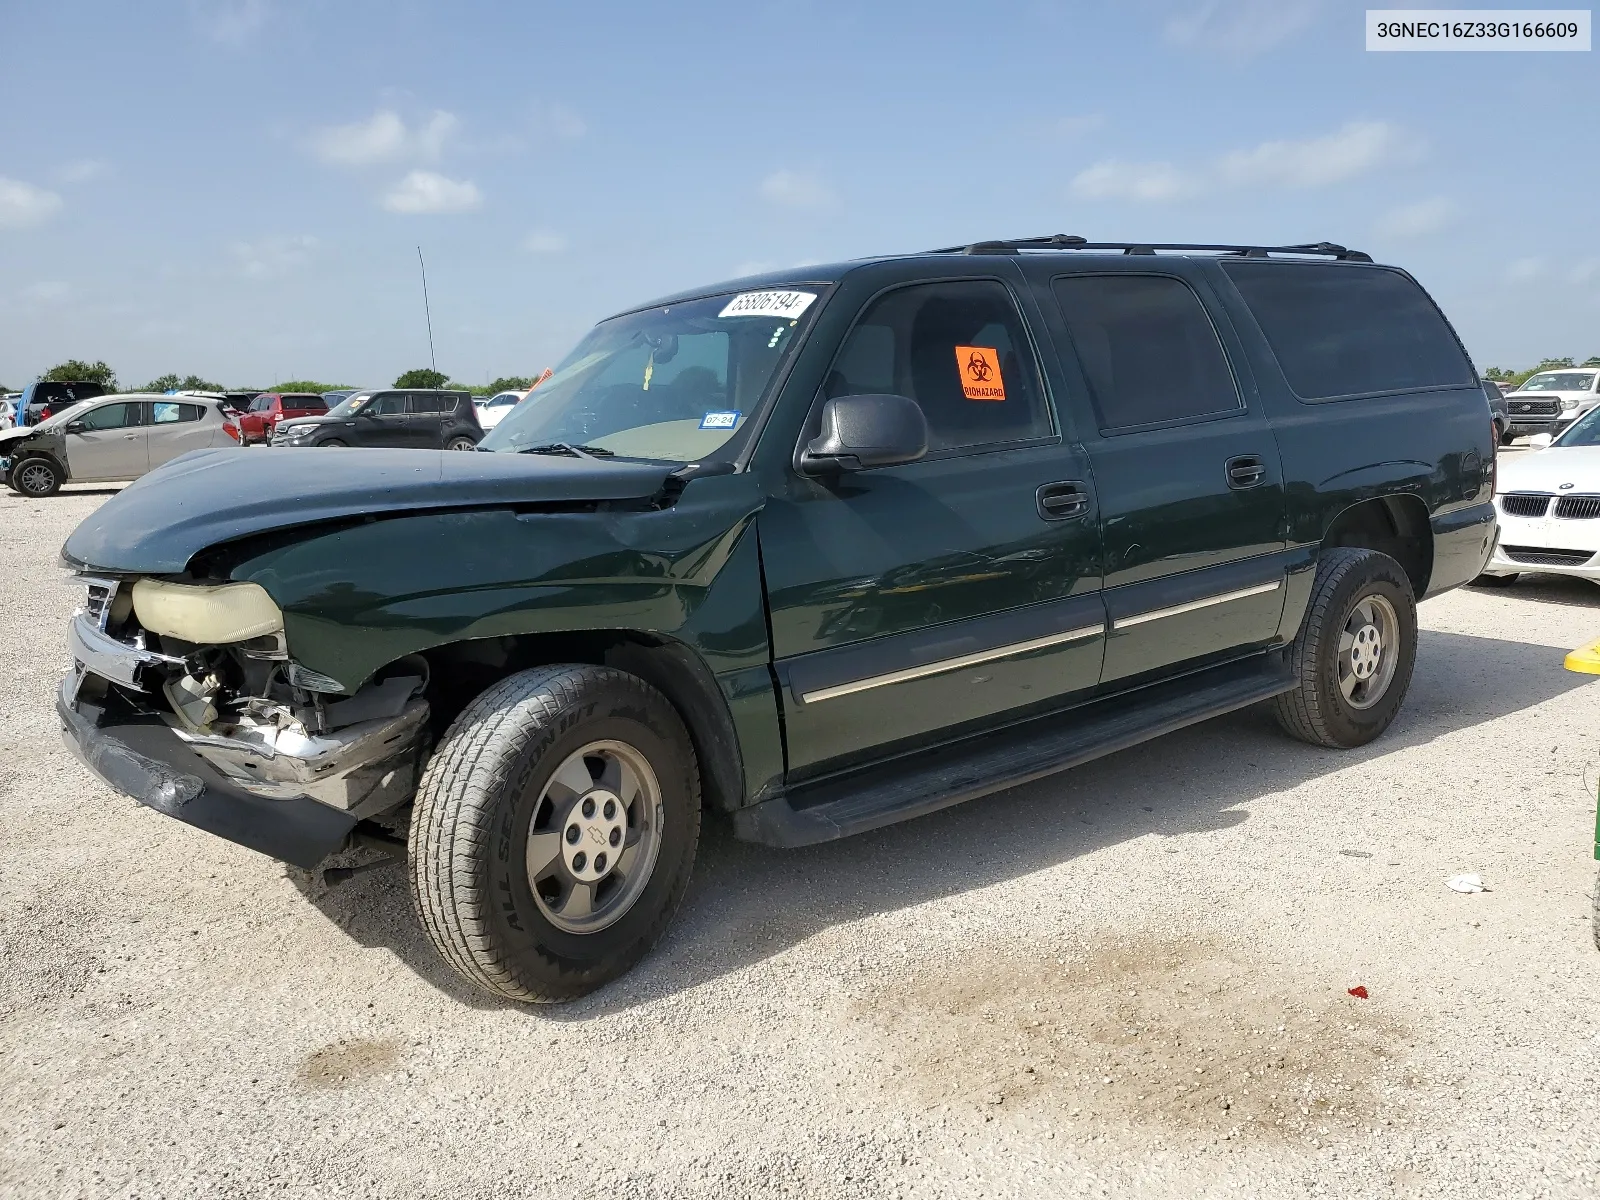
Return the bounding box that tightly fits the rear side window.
[151,402,204,423]
[1051,275,1240,430]
[1221,261,1473,400]
[409,393,447,413]
[825,279,1052,452]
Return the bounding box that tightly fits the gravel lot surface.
[2,477,1598,1199]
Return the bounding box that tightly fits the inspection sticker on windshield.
[700,410,741,430]
[956,346,1006,401]
[718,290,818,320]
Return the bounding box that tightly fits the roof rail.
[928,235,1373,263]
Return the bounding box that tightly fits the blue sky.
[1,0,1595,389]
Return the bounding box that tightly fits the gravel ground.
[2,479,1598,1199]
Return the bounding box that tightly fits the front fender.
[231,472,770,692]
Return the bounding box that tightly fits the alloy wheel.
[1338,593,1400,710]
[16,461,56,496]
[524,740,664,935]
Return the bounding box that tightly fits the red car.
[238,393,329,445]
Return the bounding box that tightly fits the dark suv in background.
[271,389,483,449]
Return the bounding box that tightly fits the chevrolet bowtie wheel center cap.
[563,790,627,883]
[1349,624,1382,680]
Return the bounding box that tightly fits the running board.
[732,654,1293,848]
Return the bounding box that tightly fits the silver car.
[0,393,239,496]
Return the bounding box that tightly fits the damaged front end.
[59,575,429,867]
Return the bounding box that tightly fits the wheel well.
[416,631,746,814]
[1320,495,1432,597]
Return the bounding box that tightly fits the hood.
[62,447,679,575]
[0,425,37,448]
[1497,444,1600,494]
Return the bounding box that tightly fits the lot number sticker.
[700,410,742,430]
[717,290,818,320]
[956,346,1006,401]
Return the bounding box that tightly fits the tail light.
[40,407,53,420]
[223,420,241,442]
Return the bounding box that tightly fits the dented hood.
[62,447,677,575]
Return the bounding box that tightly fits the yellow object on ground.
[1565,638,1600,675]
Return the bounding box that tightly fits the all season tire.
[445,436,477,451]
[10,456,64,497]
[408,664,701,1003]
[1271,548,1417,750]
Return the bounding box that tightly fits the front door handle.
[1226,455,1267,490]
[1037,481,1091,521]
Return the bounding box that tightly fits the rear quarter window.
[1220,261,1473,401]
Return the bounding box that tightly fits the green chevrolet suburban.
[58,237,1497,1002]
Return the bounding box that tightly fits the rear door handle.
[1226,455,1267,490]
[1037,481,1091,521]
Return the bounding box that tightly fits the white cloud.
[1052,114,1106,138]
[1376,197,1456,239]
[57,160,107,184]
[759,169,835,210]
[0,177,63,228]
[1165,0,1321,57]
[1218,121,1405,189]
[310,110,458,167]
[23,281,70,303]
[230,234,317,279]
[1507,257,1544,281]
[1070,160,1200,203]
[546,104,586,141]
[1569,258,1600,285]
[383,171,483,215]
[522,230,567,254]
[190,0,269,44]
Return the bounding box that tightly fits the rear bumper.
[58,677,358,868]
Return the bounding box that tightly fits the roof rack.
[929,234,1373,263]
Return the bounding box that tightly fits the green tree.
[394,368,449,389]
[143,373,182,392]
[1583,357,1600,367]
[180,374,223,391]
[42,359,118,390]
[275,380,349,393]
[1510,357,1578,387]
[1483,367,1516,381]
[487,375,534,393]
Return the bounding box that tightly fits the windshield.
[1519,371,1597,392]
[326,392,373,418]
[1554,406,1600,447]
[481,288,823,462]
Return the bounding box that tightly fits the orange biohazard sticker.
[955,346,1006,401]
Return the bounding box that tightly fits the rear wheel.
[408,665,700,1003]
[1272,548,1417,749]
[445,436,477,451]
[10,456,63,497]
[320,439,347,447]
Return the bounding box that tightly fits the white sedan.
[475,390,529,430]
[1480,411,1600,585]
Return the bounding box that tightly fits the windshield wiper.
[517,442,615,459]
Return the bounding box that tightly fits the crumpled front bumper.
[59,607,428,868]
[58,678,359,868]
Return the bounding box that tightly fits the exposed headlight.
[131,580,284,644]
[1562,396,1580,410]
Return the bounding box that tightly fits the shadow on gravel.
[292,629,1589,1016]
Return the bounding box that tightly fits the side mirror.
[799,394,928,474]
[65,421,85,434]
[1529,433,1554,450]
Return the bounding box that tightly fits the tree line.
[4,360,540,396]
[1483,357,1600,387]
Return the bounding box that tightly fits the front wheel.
[408,665,701,1003]
[1272,548,1417,749]
[10,456,63,497]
